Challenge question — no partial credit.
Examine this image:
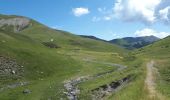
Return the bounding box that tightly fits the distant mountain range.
[79,35,160,50]
[79,35,107,42]
[109,36,160,49]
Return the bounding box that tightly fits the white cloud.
[72,7,90,17]
[134,28,170,38]
[93,0,170,24]
[92,16,113,22]
[113,0,161,24]
[159,6,170,24]
[92,7,114,22]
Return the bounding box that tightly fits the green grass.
[0,14,169,100]
[75,55,144,99]
[134,36,170,100]
[155,59,170,99]
[20,20,126,53]
[0,31,82,99]
[0,14,129,100]
[107,59,147,100]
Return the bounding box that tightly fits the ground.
[145,60,165,100]
[0,15,170,100]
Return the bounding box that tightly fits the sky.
[0,0,170,40]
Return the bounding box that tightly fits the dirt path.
[145,60,165,100]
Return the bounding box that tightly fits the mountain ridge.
[79,35,160,50]
[109,35,160,50]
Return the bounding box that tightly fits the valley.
[0,14,169,100]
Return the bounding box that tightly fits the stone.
[11,70,16,74]
[0,56,24,79]
[23,89,31,94]
[50,39,54,42]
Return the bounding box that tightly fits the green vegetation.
[0,14,169,100]
[134,36,170,100]
[0,14,128,100]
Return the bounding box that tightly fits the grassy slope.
[98,55,147,100]
[0,30,84,99]
[134,36,170,99]
[21,19,126,53]
[106,37,170,100]
[2,14,169,100]
[0,15,131,100]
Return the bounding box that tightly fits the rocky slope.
[0,16,30,32]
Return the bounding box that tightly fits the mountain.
[79,35,106,42]
[109,36,160,50]
[136,36,170,58]
[79,35,160,50]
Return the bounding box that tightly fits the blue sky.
[0,0,170,40]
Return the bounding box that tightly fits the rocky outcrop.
[0,56,28,92]
[64,76,90,100]
[0,17,30,32]
[0,56,24,80]
[91,75,132,100]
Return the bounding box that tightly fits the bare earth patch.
[145,60,165,100]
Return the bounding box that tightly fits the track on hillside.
[145,60,165,100]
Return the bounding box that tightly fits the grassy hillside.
[99,36,170,100]
[0,14,126,53]
[134,36,170,99]
[1,14,169,100]
[135,36,170,58]
[0,14,135,100]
